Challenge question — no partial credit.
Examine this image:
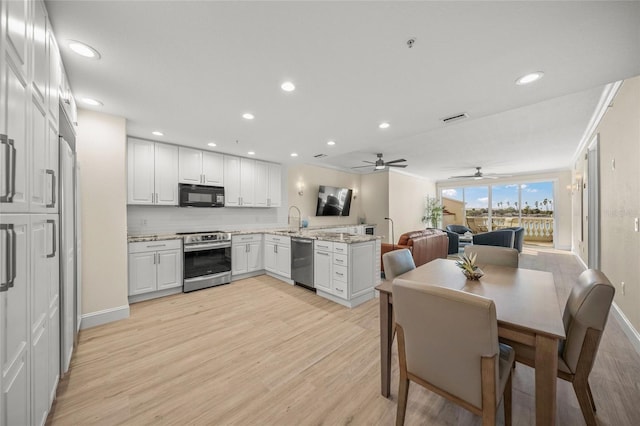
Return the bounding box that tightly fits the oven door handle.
[184,242,231,252]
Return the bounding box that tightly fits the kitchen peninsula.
[127,225,381,308]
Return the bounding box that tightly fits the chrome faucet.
[288,205,302,231]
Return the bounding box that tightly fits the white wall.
[388,171,436,242]
[573,76,640,332]
[360,172,389,241]
[286,164,363,227]
[76,109,129,317]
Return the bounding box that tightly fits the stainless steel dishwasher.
[291,237,315,290]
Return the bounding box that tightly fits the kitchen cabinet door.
[253,161,268,207]
[264,242,277,273]
[156,248,182,290]
[30,99,48,211]
[223,155,241,206]
[47,30,60,126]
[45,124,59,212]
[154,143,178,205]
[276,244,291,278]
[232,243,248,275]
[32,0,47,104]
[202,151,223,186]
[247,241,262,272]
[313,249,332,293]
[1,53,30,213]
[128,252,157,295]
[239,158,255,206]
[1,215,30,426]
[5,0,29,80]
[127,139,154,205]
[178,147,202,185]
[267,163,281,207]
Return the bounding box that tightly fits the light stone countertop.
[128,224,380,244]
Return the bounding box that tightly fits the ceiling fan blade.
[351,165,374,169]
[385,158,407,165]
[449,175,475,179]
[387,164,407,168]
[362,160,376,164]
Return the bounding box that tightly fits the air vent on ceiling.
[314,153,327,158]
[441,112,469,123]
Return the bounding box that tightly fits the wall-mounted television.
[315,185,353,216]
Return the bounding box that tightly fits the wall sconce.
[297,181,305,196]
[353,188,358,200]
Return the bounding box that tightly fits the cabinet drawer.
[314,240,333,252]
[332,264,348,282]
[129,239,182,253]
[333,280,348,299]
[232,234,262,244]
[265,234,290,245]
[333,242,348,254]
[333,253,348,267]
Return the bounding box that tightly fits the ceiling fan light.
[375,165,385,170]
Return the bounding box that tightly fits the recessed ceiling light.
[327,140,336,146]
[152,131,163,136]
[242,113,255,120]
[516,71,544,85]
[68,40,101,59]
[248,151,255,155]
[281,81,295,92]
[378,122,390,129]
[290,153,298,157]
[82,98,103,106]
[207,142,217,147]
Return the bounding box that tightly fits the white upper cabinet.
[47,28,60,126]
[6,0,29,80]
[32,1,47,104]
[30,98,57,213]
[202,151,223,186]
[154,143,179,205]
[253,161,268,207]
[267,163,281,207]
[127,138,178,205]
[179,147,223,187]
[239,158,255,206]
[223,155,241,206]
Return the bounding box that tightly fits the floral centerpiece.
[455,252,484,280]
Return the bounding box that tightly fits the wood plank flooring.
[47,248,640,425]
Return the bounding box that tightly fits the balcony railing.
[465,216,553,242]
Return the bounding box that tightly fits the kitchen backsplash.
[127,205,288,235]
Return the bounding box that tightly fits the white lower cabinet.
[231,234,263,275]
[128,239,182,297]
[313,239,378,307]
[264,234,291,278]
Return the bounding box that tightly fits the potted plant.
[421,195,444,228]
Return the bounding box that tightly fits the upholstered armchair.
[446,224,473,235]
[472,229,515,249]
[502,227,524,252]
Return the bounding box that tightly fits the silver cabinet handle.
[146,244,166,248]
[245,244,249,253]
[335,288,344,293]
[316,251,329,256]
[46,219,57,258]
[0,224,15,292]
[335,259,344,263]
[155,193,159,204]
[275,245,278,254]
[335,272,344,276]
[157,253,161,264]
[46,169,56,208]
[153,253,157,264]
[1,135,16,203]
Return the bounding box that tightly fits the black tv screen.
[315,185,353,216]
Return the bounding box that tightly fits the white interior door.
[587,135,600,269]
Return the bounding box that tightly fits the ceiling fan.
[351,153,407,171]
[449,167,509,180]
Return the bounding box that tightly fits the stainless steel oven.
[182,232,231,292]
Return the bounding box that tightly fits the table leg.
[379,291,392,397]
[535,334,559,426]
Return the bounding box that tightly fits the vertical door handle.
[155,193,159,204]
[0,135,16,203]
[153,253,157,264]
[0,224,14,292]
[46,169,56,208]
[46,220,57,258]
[157,253,160,264]
[275,245,278,254]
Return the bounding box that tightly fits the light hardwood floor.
[48,248,640,425]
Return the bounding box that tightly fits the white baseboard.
[81,305,130,329]
[555,244,571,251]
[571,251,640,356]
[611,302,640,356]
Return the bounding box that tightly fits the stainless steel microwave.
[179,184,225,207]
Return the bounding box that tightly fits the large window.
[440,181,554,245]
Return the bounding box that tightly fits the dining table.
[375,258,566,426]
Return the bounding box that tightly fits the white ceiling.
[46,1,640,181]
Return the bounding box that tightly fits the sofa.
[381,228,448,273]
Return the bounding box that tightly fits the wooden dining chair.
[392,281,515,426]
[502,269,614,426]
[382,248,416,280]
[464,245,519,268]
